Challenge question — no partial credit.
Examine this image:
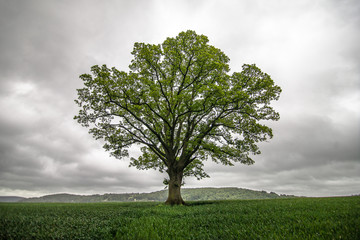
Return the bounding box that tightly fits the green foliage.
[1,197,359,239]
[74,30,281,180]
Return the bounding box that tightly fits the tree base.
[165,197,185,206]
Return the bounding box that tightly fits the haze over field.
[0,0,359,198]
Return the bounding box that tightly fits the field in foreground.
[1,197,359,239]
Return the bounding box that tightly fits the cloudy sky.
[1,0,359,198]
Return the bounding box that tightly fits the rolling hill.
[18,187,295,203]
[0,196,25,202]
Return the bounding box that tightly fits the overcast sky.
[0,0,359,198]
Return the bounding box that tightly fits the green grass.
[1,197,359,239]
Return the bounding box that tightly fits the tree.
[74,30,281,205]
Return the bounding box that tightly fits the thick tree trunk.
[165,169,185,205]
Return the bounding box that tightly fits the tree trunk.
[165,168,185,205]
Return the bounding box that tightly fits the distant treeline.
[18,188,296,203]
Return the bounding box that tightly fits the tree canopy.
[75,30,281,204]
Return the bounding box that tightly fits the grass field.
[1,196,359,239]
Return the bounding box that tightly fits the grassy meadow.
[1,196,359,239]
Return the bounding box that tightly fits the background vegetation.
[17,188,294,203]
[1,196,359,239]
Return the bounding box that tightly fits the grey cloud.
[0,0,359,197]
[191,111,360,196]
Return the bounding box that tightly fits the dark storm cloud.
[0,0,359,197]
[0,0,159,196]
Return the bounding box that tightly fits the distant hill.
[0,196,25,202]
[19,188,295,203]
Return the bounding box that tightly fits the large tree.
[74,30,281,205]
